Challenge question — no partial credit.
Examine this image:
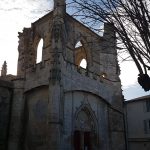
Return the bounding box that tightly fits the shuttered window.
[146,100,150,112]
[144,119,150,134]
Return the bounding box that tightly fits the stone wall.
[108,107,126,150]
[0,79,13,150]
[5,4,126,149]
[23,86,49,150]
[63,91,109,150]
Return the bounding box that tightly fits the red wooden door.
[84,132,91,150]
[74,131,92,150]
[74,130,81,150]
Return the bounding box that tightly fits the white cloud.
[120,60,139,88]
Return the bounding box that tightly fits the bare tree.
[68,0,150,91]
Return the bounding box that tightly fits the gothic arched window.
[36,39,43,64]
[75,41,87,69]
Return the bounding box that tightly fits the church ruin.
[0,0,126,149]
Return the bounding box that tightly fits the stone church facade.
[0,0,126,150]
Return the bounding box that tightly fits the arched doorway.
[74,107,97,150]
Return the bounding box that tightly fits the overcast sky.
[0,0,53,74]
[0,0,149,100]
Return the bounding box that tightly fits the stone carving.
[75,108,95,132]
[50,50,61,84]
[53,23,62,43]
[50,68,61,84]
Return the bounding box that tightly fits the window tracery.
[74,41,87,69]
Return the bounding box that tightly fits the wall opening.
[79,58,87,69]
[101,72,107,78]
[75,41,88,69]
[75,41,82,48]
[36,39,43,64]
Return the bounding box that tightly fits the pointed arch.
[73,104,98,150]
[74,103,98,133]
[75,47,87,68]
[75,106,97,132]
[32,31,44,64]
[36,39,43,63]
[74,40,87,69]
[74,36,92,69]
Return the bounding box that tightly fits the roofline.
[30,10,103,41]
[32,10,53,26]
[125,95,150,103]
[66,13,103,40]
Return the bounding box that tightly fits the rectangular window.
[146,100,150,112]
[143,119,150,134]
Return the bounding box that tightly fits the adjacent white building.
[125,95,150,150]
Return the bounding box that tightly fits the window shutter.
[144,120,147,134]
[143,101,146,113]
